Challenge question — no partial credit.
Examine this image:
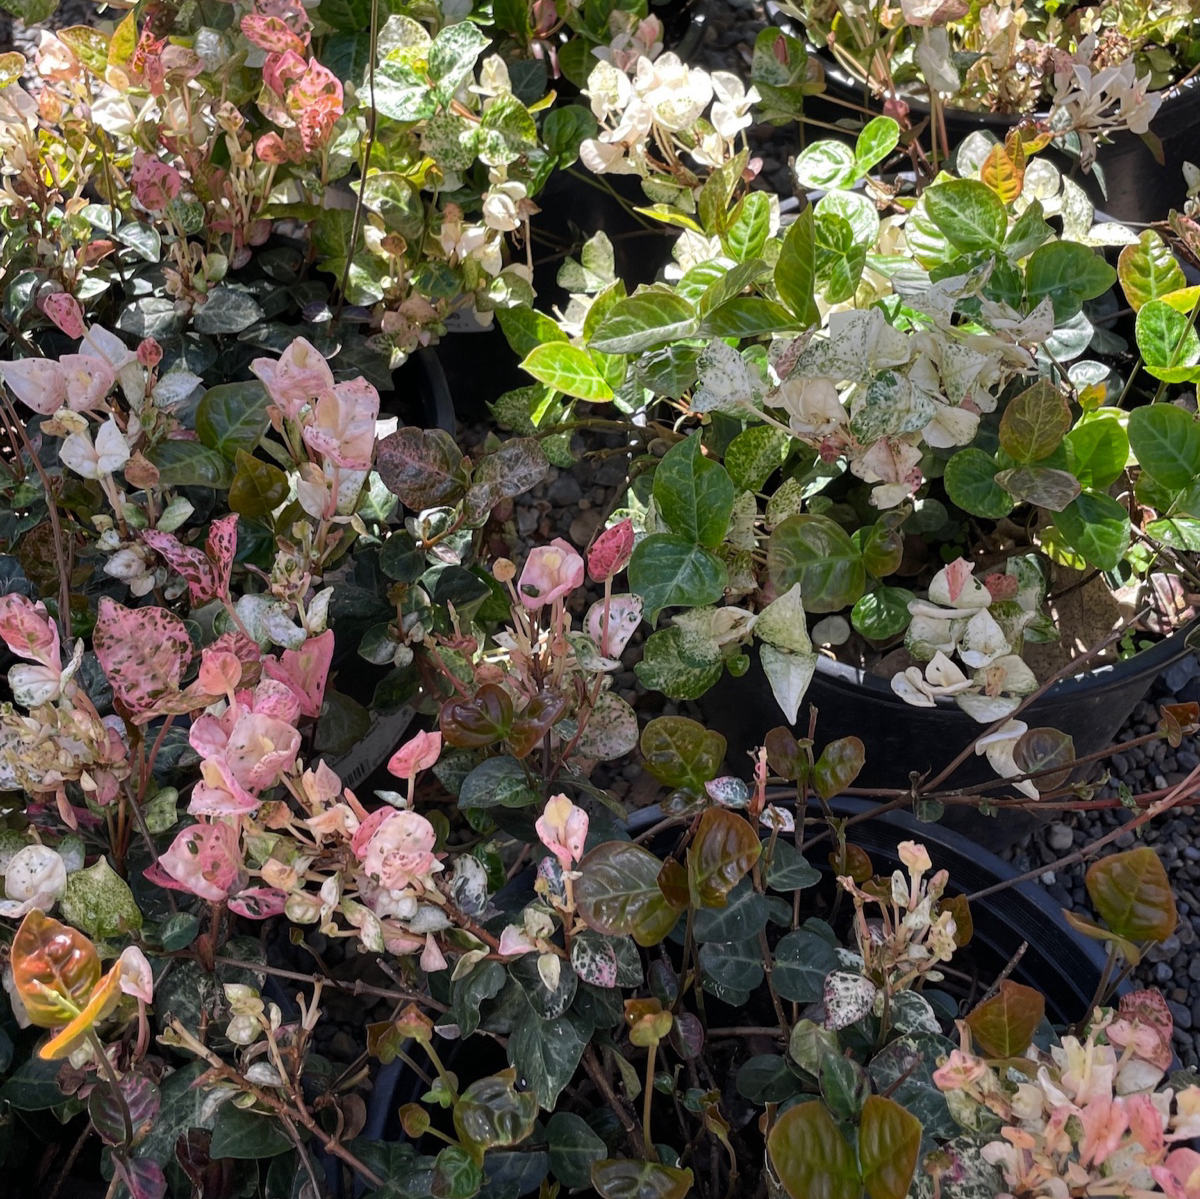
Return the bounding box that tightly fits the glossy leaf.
[943,448,1013,519]
[591,1159,694,1199]
[1026,241,1117,323]
[687,809,762,907]
[773,930,839,1002]
[1118,230,1186,311]
[546,1112,607,1189]
[768,1101,860,1199]
[453,1068,538,1154]
[851,587,914,641]
[640,716,726,791]
[575,842,681,946]
[994,465,1080,511]
[89,1073,160,1147]
[1012,727,1075,791]
[521,344,613,402]
[998,380,1071,464]
[589,290,699,355]
[376,427,470,510]
[634,626,724,701]
[1085,846,1177,943]
[980,141,1025,203]
[1052,492,1130,570]
[653,436,735,548]
[1128,403,1200,490]
[439,684,514,749]
[209,1103,292,1158]
[195,382,271,462]
[93,599,191,721]
[813,737,866,800]
[925,180,1007,252]
[964,980,1045,1058]
[507,691,568,759]
[768,515,866,613]
[228,450,288,519]
[859,1094,921,1199]
[431,1145,483,1199]
[775,207,820,326]
[1136,299,1200,384]
[1064,417,1128,491]
[627,534,727,625]
[11,909,101,1027]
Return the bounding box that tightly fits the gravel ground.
[1000,658,1200,1067]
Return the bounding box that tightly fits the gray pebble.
[1046,823,1073,852]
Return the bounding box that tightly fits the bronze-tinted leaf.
[997,379,1071,465]
[859,1094,921,1199]
[452,1068,538,1156]
[813,737,865,800]
[1012,727,1075,792]
[1085,846,1177,943]
[829,843,873,884]
[764,726,808,782]
[640,716,726,792]
[376,426,470,510]
[940,893,974,948]
[686,808,761,908]
[463,437,549,520]
[767,1101,860,1199]
[964,980,1045,1058]
[590,1159,695,1199]
[506,690,568,759]
[439,683,515,749]
[575,842,681,947]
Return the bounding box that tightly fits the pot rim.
[811,616,1200,712]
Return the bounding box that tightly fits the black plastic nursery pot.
[803,41,1200,224]
[705,623,1200,847]
[353,797,1110,1198]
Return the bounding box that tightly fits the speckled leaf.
[92,599,191,722]
[376,427,470,510]
[823,971,877,1031]
[464,437,548,519]
[574,691,638,761]
[61,857,142,939]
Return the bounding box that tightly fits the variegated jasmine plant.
[506,121,1200,798]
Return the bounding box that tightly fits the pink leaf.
[0,358,68,414]
[40,293,85,339]
[387,730,442,781]
[93,599,191,722]
[587,519,635,582]
[943,558,973,603]
[0,594,61,669]
[205,514,239,599]
[262,630,334,718]
[152,821,240,902]
[983,572,1019,601]
[115,1156,166,1199]
[140,530,217,605]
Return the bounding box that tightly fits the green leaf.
[964,980,1045,1058]
[60,856,142,938]
[851,587,914,640]
[640,715,725,790]
[1052,491,1131,569]
[195,382,271,462]
[814,211,867,304]
[589,290,699,355]
[627,534,727,624]
[1146,517,1200,550]
[813,736,865,800]
[692,878,770,942]
[498,307,569,360]
[634,625,725,701]
[432,1145,483,1199]
[428,20,488,90]
[701,297,796,338]
[998,379,1071,464]
[768,1101,860,1199]
[653,435,735,548]
[737,1055,804,1104]
[924,180,1007,253]
[943,448,1013,519]
[725,425,790,492]
[859,1094,922,1199]
[1128,403,1200,489]
[520,343,613,402]
[192,288,263,335]
[543,105,598,167]
[373,58,438,121]
[591,1160,694,1199]
[575,842,680,946]
[767,514,866,612]
[145,440,232,489]
[855,116,900,174]
[210,1102,292,1159]
[229,450,288,518]
[1065,417,1128,491]
[459,756,539,809]
[772,930,838,1002]
[1086,846,1178,942]
[508,1008,587,1111]
[159,912,200,952]
[1117,230,1186,312]
[546,1113,607,1189]
[0,0,57,22]
[1135,299,1200,384]
[775,208,820,326]
[379,531,425,582]
[357,172,425,240]
[723,191,772,262]
[793,141,858,191]
[1026,241,1118,323]
[453,1068,538,1153]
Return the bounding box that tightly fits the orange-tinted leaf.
[813,737,865,800]
[859,1094,921,1199]
[768,1101,860,1199]
[11,910,101,1029]
[964,980,1045,1059]
[1012,727,1075,792]
[981,141,1025,204]
[591,1159,694,1199]
[657,857,689,909]
[1160,702,1199,746]
[765,726,808,782]
[1011,118,1053,154]
[41,959,123,1060]
[686,808,761,908]
[829,843,873,884]
[1086,847,1177,943]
